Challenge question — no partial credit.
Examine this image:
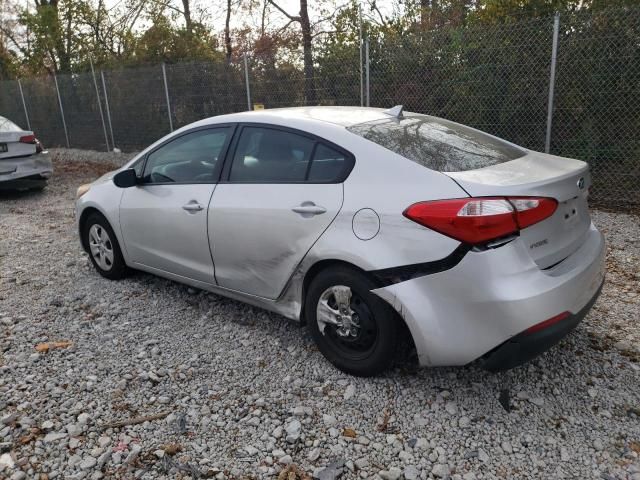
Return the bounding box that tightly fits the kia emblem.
[577,177,585,189]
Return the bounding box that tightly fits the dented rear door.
[208,183,343,299]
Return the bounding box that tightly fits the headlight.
[76,184,91,199]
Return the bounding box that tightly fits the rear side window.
[230,127,314,182]
[308,144,347,182]
[347,114,525,172]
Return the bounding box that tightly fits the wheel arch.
[300,259,416,352]
[78,206,114,253]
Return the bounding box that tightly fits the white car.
[0,116,51,190]
[75,106,605,376]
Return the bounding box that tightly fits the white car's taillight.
[403,197,558,245]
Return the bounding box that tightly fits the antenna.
[383,105,404,119]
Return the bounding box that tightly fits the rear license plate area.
[559,198,581,225]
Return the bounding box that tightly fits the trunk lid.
[0,130,37,161]
[446,150,592,269]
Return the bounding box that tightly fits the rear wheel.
[83,213,128,280]
[306,266,398,376]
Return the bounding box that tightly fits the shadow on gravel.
[0,188,46,200]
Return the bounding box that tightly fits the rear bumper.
[372,222,606,367]
[481,280,603,371]
[0,151,52,189]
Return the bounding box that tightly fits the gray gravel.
[0,149,639,480]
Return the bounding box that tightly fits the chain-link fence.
[0,6,638,207]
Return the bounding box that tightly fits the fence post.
[365,37,370,107]
[90,58,110,152]
[100,71,115,150]
[161,63,173,132]
[53,75,70,148]
[17,80,31,131]
[243,53,252,111]
[545,12,560,154]
[359,4,363,107]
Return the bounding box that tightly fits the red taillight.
[403,197,558,245]
[510,198,558,228]
[19,134,43,152]
[524,311,570,334]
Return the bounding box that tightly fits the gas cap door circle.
[352,208,381,241]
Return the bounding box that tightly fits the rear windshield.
[347,114,526,172]
[0,116,22,132]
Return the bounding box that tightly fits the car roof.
[196,106,390,128]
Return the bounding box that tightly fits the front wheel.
[82,213,128,280]
[306,266,398,377]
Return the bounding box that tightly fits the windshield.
[347,114,526,172]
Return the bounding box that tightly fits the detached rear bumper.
[372,223,606,367]
[482,280,603,371]
[0,151,52,189]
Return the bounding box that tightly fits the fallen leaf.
[161,443,182,456]
[277,464,311,480]
[20,434,35,444]
[342,427,357,438]
[35,341,73,353]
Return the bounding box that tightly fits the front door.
[120,126,232,283]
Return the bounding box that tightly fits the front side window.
[229,127,315,182]
[142,128,230,183]
[347,114,526,172]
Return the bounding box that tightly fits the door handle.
[292,203,327,216]
[182,202,204,212]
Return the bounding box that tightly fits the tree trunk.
[299,0,315,105]
[224,0,232,63]
[181,0,192,37]
[420,0,431,30]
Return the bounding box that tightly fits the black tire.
[306,266,398,377]
[82,212,128,280]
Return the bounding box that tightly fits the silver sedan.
[75,106,605,376]
[0,116,51,190]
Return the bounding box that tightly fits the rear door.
[208,125,350,299]
[120,126,232,283]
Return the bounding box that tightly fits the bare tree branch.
[265,0,300,22]
[311,29,337,39]
[310,2,350,28]
[274,18,296,36]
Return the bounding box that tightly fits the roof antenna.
[383,105,404,119]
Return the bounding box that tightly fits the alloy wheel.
[88,224,114,271]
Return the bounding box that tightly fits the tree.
[266,0,316,105]
[225,0,233,63]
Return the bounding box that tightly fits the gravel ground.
[0,149,639,480]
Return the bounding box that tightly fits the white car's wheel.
[83,213,128,280]
[306,266,398,376]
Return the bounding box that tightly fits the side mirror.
[113,168,138,188]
